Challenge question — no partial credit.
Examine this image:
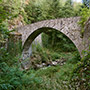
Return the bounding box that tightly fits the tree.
[83,0,90,7]
[47,0,61,18]
[24,0,42,23]
[60,0,75,18]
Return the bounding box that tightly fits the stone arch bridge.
[16,17,90,59]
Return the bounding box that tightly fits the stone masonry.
[16,17,90,60]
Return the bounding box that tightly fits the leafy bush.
[67,51,81,64]
[0,0,89,90]
[0,63,43,90]
[50,52,61,61]
[70,8,90,90]
[42,33,49,48]
[42,30,76,52]
[24,0,81,53]
[0,24,10,43]
[33,44,51,63]
[79,8,90,37]
[0,0,25,19]
[0,24,22,66]
[70,50,90,90]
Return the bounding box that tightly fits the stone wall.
[16,17,85,59]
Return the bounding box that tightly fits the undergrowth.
[0,41,81,90]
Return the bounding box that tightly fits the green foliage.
[79,8,90,37]
[7,37,22,57]
[67,51,81,64]
[24,0,42,24]
[83,0,90,7]
[45,0,61,18]
[24,0,82,53]
[24,0,79,23]
[0,24,9,43]
[0,24,14,44]
[42,30,76,52]
[70,50,90,90]
[51,52,60,61]
[31,44,79,67]
[0,50,79,89]
[0,0,89,90]
[59,0,75,18]
[34,44,60,62]
[36,65,60,77]
[0,46,21,66]
[69,7,90,90]
[32,44,51,64]
[1,0,25,19]
[0,3,11,23]
[34,59,78,90]
[0,63,43,90]
[42,33,49,48]
[0,24,22,66]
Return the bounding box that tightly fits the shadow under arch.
[22,27,81,60]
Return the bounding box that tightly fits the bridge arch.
[16,17,84,59]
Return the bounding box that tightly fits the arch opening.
[22,27,81,60]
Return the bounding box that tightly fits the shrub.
[70,50,90,90]
[79,8,90,37]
